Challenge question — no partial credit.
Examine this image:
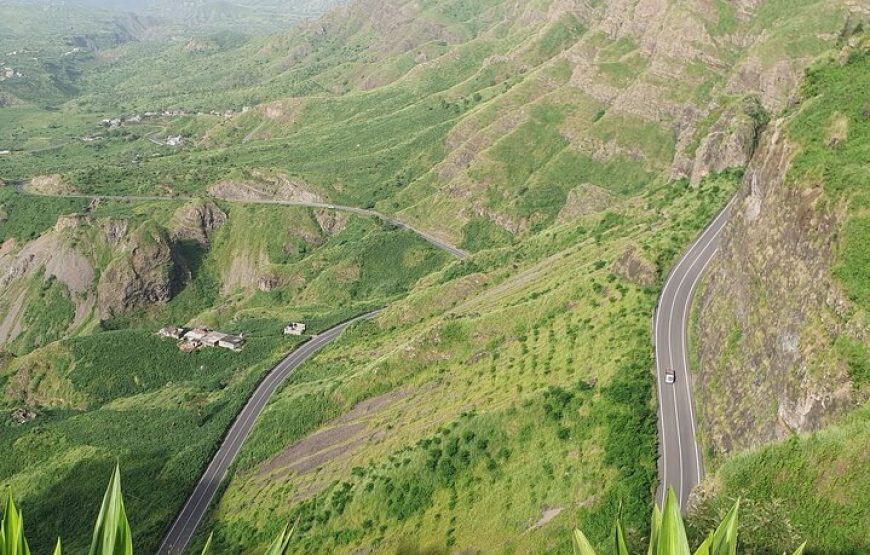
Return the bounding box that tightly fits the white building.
[218,335,245,352]
[284,322,307,336]
[202,331,227,347]
[183,328,209,343]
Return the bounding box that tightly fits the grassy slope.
[2,0,848,235]
[688,408,870,555]
[0,0,862,553]
[202,174,738,554]
[0,199,450,553]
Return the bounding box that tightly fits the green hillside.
[0,0,867,554]
[0,197,450,552]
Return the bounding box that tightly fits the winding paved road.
[12,189,468,259]
[157,311,381,555]
[654,200,734,510]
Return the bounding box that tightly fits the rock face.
[97,224,183,320]
[314,208,349,236]
[208,171,323,204]
[611,246,657,288]
[171,200,227,246]
[555,184,614,224]
[689,97,768,186]
[693,118,857,458]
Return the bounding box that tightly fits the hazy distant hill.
[36,0,347,33]
[0,0,345,104]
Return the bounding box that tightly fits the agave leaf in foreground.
[656,488,691,555]
[52,539,62,555]
[88,465,132,555]
[693,533,712,555]
[614,520,629,555]
[790,541,808,555]
[2,493,31,555]
[647,504,662,555]
[200,533,213,555]
[264,525,294,555]
[572,529,598,555]
[708,498,739,555]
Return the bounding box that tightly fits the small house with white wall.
[184,328,209,343]
[284,322,306,336]
[202,331,227,347]
[218,335,245,351]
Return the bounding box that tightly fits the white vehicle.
[665,369,676,384]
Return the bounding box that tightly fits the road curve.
[157,311,381,555]
[12,189,468,259]
[654,200,734,510]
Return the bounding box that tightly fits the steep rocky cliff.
[97,221,185,320]
[692,38,869,461]
[170,200,228,246]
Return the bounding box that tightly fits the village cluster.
[157,322,307,352]
[99,106,251,129]
[0,64,23,81]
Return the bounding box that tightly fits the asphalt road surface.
[12,188,468,259]
[654,200,734,510]
[157,311,380,555]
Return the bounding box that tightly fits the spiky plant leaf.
[1,493,31,555]
[693,534,712,555]
[52,539,62,555]
[572,529,598,555]
[647,504,662,555]
[708,499,739,555]
[656,488,691,555]
[200,533,213,555]
[614,519,629,555]
[88,465,132,555]
[264,525,294,555]
[790,541,807,555]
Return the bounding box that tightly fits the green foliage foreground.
[1,467,806,555]
[0,466,294,555]
[573,489,805,555]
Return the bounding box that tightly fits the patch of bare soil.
[208,171,324,204]
[45,243,94,295]
[0,228,95,336]
[222,249,269,294]
[0,290,27,345]
[528,507,563,531]
[28,175,77,195]
[257,388,411,480]
[0,238,16,257]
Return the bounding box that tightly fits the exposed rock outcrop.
[689,97,768,186]
[103,219,129,244]
[693,118,857,458]
[208,171,323,204]
[611,246,657,288]
[97,223,183,320]
[171,200,227,246]
[314,208,349,236]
